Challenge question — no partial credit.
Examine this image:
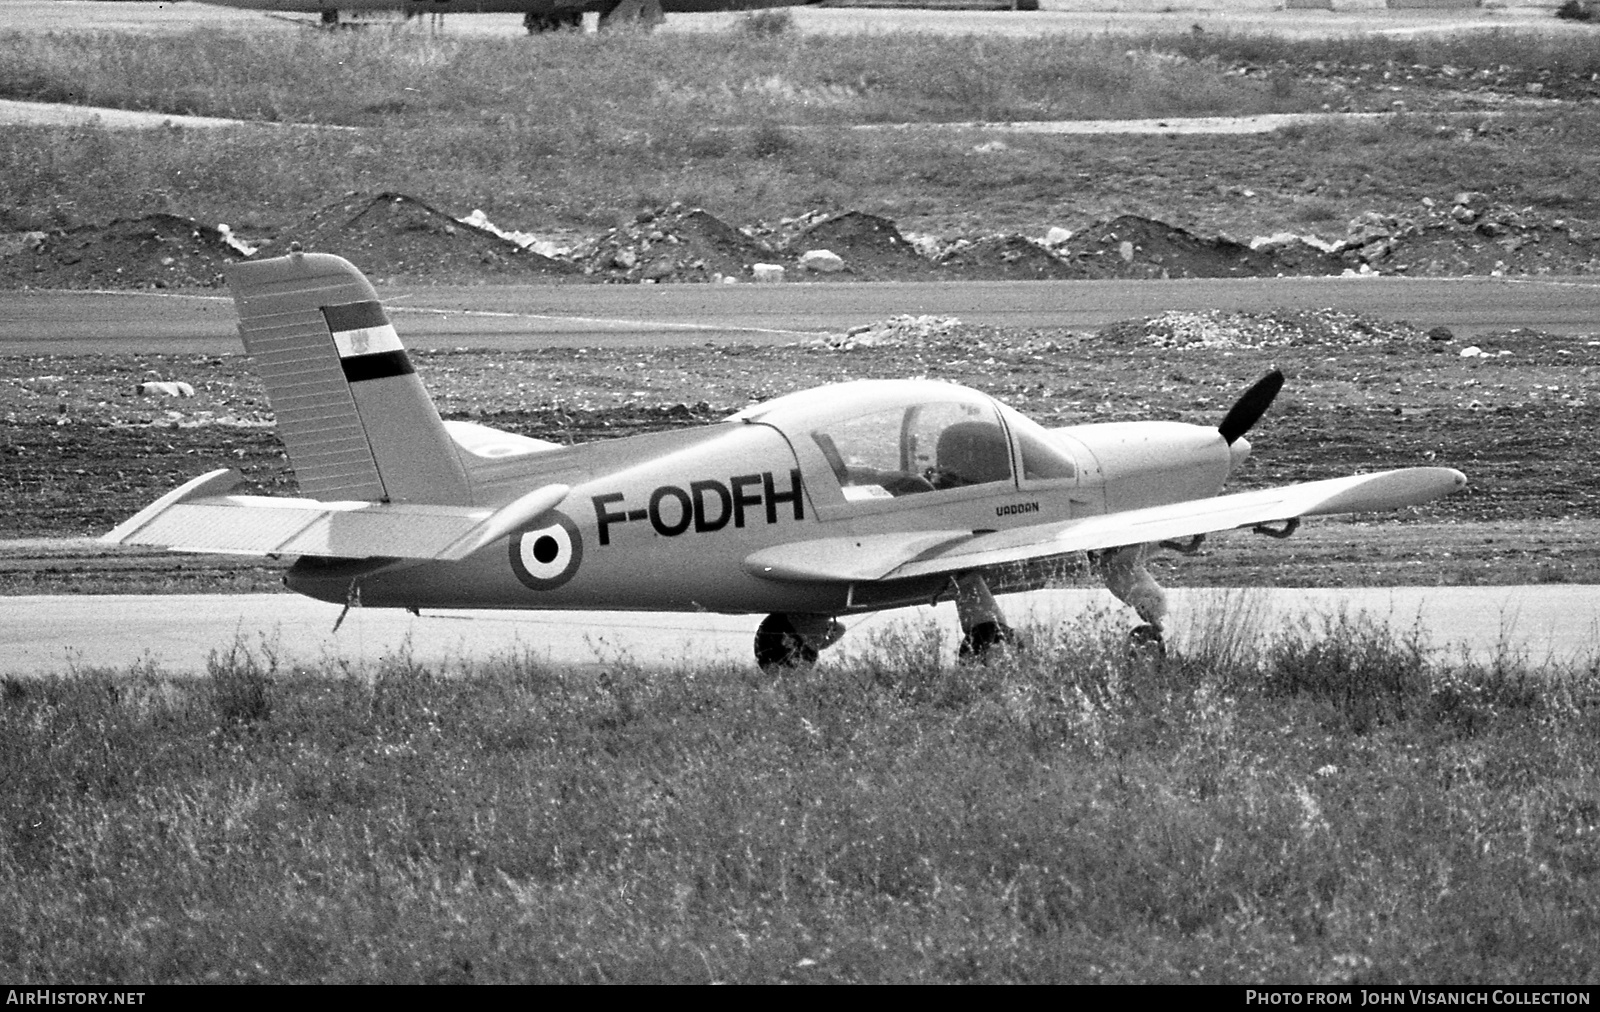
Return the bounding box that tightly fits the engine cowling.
[1052,421,1241,514]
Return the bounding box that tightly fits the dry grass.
[0,28,1323,126]
[3,27,1599,237]
[3,611,1598,982]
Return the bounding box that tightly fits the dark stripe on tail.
[341,350,416,382]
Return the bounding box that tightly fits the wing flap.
[744,530,975,583]
[101,467,572,561]
[744,467,1465,584]
[130,501,335,555]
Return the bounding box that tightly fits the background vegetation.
[3,608,1598,982]
[2,26,1598,237]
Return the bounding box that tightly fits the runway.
[5,586,1597,677]
[4,275,1598,355]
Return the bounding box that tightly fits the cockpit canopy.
[731,380,1078,503]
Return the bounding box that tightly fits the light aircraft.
[199,0,819,32]
[103,252,1467,667]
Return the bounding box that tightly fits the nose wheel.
[1127,622,1166,660]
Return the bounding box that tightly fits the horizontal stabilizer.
[100,467,570,561]
[745,467,1466,585]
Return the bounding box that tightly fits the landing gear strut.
[1099,542,1168,654]
[597,0,665,31]
[953,572,1021,661]
[754,613,844,670]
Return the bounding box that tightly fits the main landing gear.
[524,9,584,32]
[753,571,1025,670]
[754,613,844,670]
[952,571,1021,660]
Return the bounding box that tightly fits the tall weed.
[207,633,276,725]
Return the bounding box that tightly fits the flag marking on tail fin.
[321,301,414,381]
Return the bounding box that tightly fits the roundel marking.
[509,510,583,591]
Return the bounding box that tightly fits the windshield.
[811,399,1014,501]
[997,405,1077,483]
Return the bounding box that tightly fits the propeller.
[1218,369,1284,446]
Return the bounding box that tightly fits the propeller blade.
[1218,369,1284,446]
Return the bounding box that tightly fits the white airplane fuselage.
[285,400,1240,615]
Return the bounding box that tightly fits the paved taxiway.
[4,276,1599,355]
[5,586,1597,676]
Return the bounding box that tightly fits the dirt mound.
[816,314,964,350]
[1341,198,1600,277]
[270,192,578,282]
[0,214,242,289]
[784,211,938,281]
[1065,215,1324,279]
[577,204,775,283]
[936,234,1087,281]
[5,193,1595,291]
[1096,308,1431,350]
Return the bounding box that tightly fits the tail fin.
[227,252,472,505]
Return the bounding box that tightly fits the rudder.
[227,252,473,505]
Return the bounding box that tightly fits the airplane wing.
[100,468,570,561]
[744,467,1466,584]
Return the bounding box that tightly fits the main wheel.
[754,613,819,670]
[959,620,1020,660]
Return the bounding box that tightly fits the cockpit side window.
[812,399,1012,501]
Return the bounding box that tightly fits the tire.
[1128,623,1167,660]
[958,620,1019,660]
[754,613,819,670]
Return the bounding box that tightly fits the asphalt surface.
[4,275,1599,354]
[0,97,1422,136]
[5,586,1596,676]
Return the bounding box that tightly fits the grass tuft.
[1259,610,1431,731]
[207,633,276,725]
